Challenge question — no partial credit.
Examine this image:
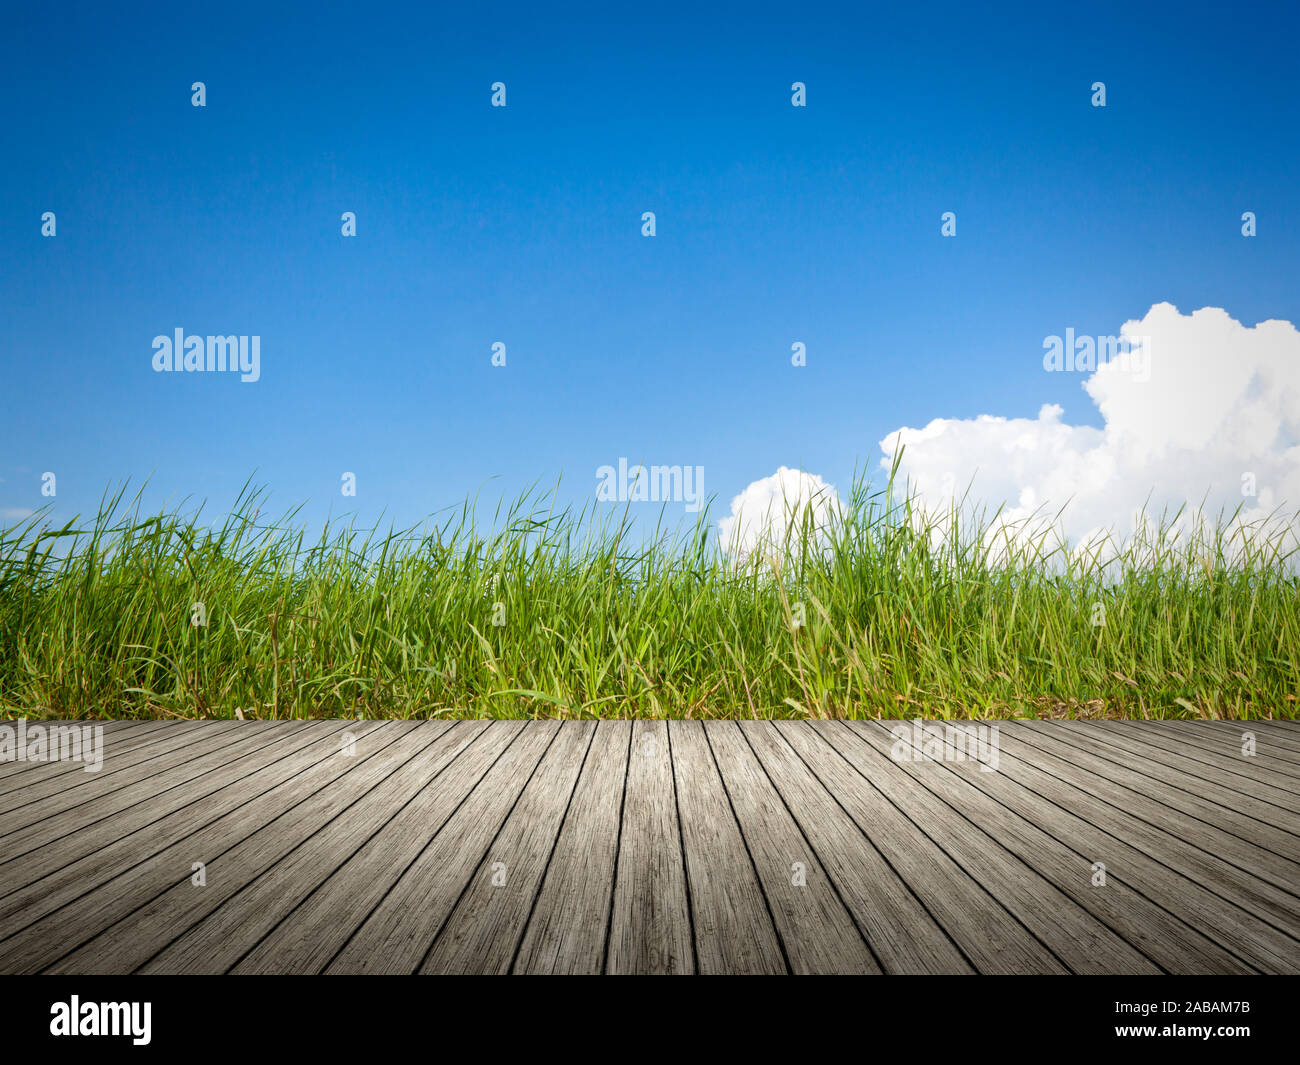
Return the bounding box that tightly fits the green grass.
[2,467,1297,720]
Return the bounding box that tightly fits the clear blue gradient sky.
[2,1,1297,535]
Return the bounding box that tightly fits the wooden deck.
[1,719,1298,975]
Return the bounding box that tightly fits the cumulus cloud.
[723,304,1300,564]
[879,303,1300,560]
[718,467,844,557]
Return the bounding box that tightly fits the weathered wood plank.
[862,722,1249,974]
[914,725,1300,971]
[1104,723,1300,812]
[1130,721,1300,780]
[321,721,559,974]
[420,722,596,974]
[605,720,694,974]
[0,721,229,806]
[1015,723,1300,864]
[772,721,1061,974]
[1045,724,1300,835]
[0,721,357,906]
[988,727,1300,914]
[0,720,174,786]
[704,722,879,973]
[136,721,496,975]
[1199,721,1300,762]
[740,721,974,974]
[1,720,1295,976]
[0,723,293,859]
[512,721,631,974]
[666,721,785,974]
[832,722,1156,974]
[1163,721,1300,773]
[5,722,410,974]
[1236,719,1300,735]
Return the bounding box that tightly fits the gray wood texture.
[0,719,1295,974]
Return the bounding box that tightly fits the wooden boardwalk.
[1,719,1298,975]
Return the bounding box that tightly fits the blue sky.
[3,0,1298,539]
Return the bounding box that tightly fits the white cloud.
[718,467,844,557]
[723,304,1300,565]
[879,303,1300,562]
[0,507,35,522]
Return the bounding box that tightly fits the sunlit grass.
[2,466,1297,719]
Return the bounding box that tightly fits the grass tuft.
[2,469,1297,719]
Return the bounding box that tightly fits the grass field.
[2,470,1297,720]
